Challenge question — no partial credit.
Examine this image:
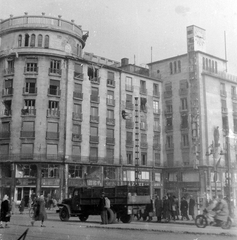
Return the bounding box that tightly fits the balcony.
[180,124,189,130]
[140,88,147,95]
[220,90,227,98]
[140,142,148,149]
[24,66,38,74]
[164,90,172,98]
[90,77,100,85]
[90,95,100,103]
[46,131,59,140]
[3,68,14,76]
[89,156,98,163]
[221,107,228,114]
[153,143,161,150]
[90,115,99,123]
[2,88,13,96]
[126,121,134,129]
[125,102,133,110]
[73,91,83,99]
[48,88,61,97]
[107,79,115,87]
[20,131,35,138]
[106,98,115,106]
[154,126,161,132]
[23,87,37,95]
[21,108,36,116]
[140,123,147,130]
[0,131,10,139]
[1,109,12,117]
[165,109,172,115]
[48,68,61,76]
[46,154,59,160]
[106,137,115,145]
[125,85,133,92]
[72,133,82,142]
[153,91,160,98]
[90,135,99,143]
[47,109,60,118]
[165,125,173,132]
[153,109,160,115]
[74,72,84,81]
[20,153,34,159]
[72,112,82,121]
[179,88,188,96]
[106,118,115,125]
[126,140,134,147]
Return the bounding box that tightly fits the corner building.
[0,14,163,204]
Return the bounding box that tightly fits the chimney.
[121,58,129,67]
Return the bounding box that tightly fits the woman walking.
[0,195,11,228]
[31,194,47,227]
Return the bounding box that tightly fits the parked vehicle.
[195,208,233,229]
[57,185,151,223]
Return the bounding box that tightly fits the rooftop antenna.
[224,31,227,72]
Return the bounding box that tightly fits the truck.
[57,185,152,223]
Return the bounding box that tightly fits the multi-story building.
[0,14,163,205]
[149,25,237,206]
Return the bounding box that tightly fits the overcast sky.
[1,0,237,74]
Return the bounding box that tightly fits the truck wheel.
[120,214,133,223]
[79,214,89,222]
[60,207,69,221]
[107,209,115,224]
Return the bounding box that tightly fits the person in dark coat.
[180,197,189,220]
[173,196,180,220]
[146,198,154,222]
[98,191,108,224]
[31,194,47,227]
[168,194,175,221]
[0,195,11,228]
[19,198,25,214]
[154,195,163,222]
[162,196,170,221]
[189,195,195,220]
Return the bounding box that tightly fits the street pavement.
[1,208,236,239]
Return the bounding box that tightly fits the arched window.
[202,57,205,70]
[170,62,173,74]
[18,35,22,47]
[174,61,177,73]
[30,34,35,47]
[44,35,49,48]
[178,60,181,72]
[38,34,43,47]
[25,34,30,47]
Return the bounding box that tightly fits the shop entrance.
[17,187,36,207]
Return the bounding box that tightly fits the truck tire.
[60,207,69,221]
[79,214,89,222]
[120,214,133,223]
[107,209,115,224]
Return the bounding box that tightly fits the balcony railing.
[74,72,84,80]
[140,88,147,95]
[20,153,34,159]
[2,88,13,96]
[140,142,148,148]
[46,132,59,140]
[73,91,83,99]
[179,88,188,96]
[3,68,14,76]
[153,92,160,98]
[47,109,60,118]
[125,85,133,92]
[126,121,134,129]
[24,66,38,74]
[154,126,161,132]
[21,108,36,116]
[107,79,115,87]
[48,88,61,96]
[72,133,82,142]
[126,140,134,147]
[90,135,99,143]
[90,115,99,123]
[140,123,147,130]
[180,124,189,130]
[164,90,172,98]
[220,90,227,97]
[106,137,115,145]
[49,68,62,76]
[165,143,174,150]
[89,156,98,163]
[125,102,133,110]
[23,87,37,95]
[72,112,82,121]
[1,109,12,117]
[20,131,35,138]
[165,125,173,131]
[106,98,115,106]
[0,131,10,139]
[153,143,161,150]
[106,118,115,125]
[90,95,100,103]
[90,77,100,84]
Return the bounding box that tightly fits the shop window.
[41,164,59,178]
[16,164,37,178]
[69,165,82,178]
[104,167,116,180]
[123,170,135,181]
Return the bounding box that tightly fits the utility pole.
[134,97,139,186]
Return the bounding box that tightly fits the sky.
[0,0,237,74]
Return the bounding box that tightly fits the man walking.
[189,195,195,220]
[154,195,162,222]
[98,191,108,224]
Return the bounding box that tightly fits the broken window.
[140,97,147,112]
[88,65,98,80]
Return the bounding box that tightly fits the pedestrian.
[10,197,16,215]
[0,194,11,228]
[19,198,25,214]
[154,194,163,222]
[162,196,170,221]
[180,197,189,220]
[146,197,154,222]
[173,196,180,220]
[31,194,47,227]
[168,194,176,221]
[189,195,195,220]
[98,191,108,224]
[214,194,229,225]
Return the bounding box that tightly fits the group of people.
[154,194,196,222]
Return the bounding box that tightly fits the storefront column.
[64,164,68,198]
[36,164,41,196]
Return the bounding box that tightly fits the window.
[181,98,188,110]
[21,121,34,138]
[69,164,82,178]
[74,104,81,114]
[48,101,59,111]
[126,94,133,109]
[140,97,147,112]
[181,114,188,128]
[47,122,59,139]
[140,80,146,93]
[74,63,83,79]
[154,118,160,131]
[50,60,61,74]
[182,134,189,147]
[166,116,172,128]
[123,170,135,181]
[154,152,161,166]
[125,77,132,91]
[41,164,59,178]
[88,66,98,80]
[38,34,43,47]
[231,86,236,97]
[0,144,9,158]
[168,172,177,182]
[127,151,133,164]
[25,79,36,93]
[167,135,173,148]
[18,35,22,47]
[215,61,218,73]
[153,134,160,145]
[72,145,81,161]
[140,119,146,130]
[107,109,114,119]
[153,83,159,96]
[167,153,174,167]
[153,100,159,114]
[22,99,36,115]
[21,143,33,158]
[141,133,147,143]
[169,62,173,74]
[49,80,60,95]
[174,61,177,73]
[104,167,116,180]
[166,100,172,113]
[0,122,10,138]
[220,83,225,92]
[107,90,114,105]
[91,106,98,116]
[25,34,30,46]
[4,79,13,94]
[212,60,214,72]
[107,128,114,138]
[90,147,98,161]
[26,62,38,72]
[46,144,58,159]
[30,34,36,47]
[221,99,227,109]
[90,126,98,136]
[91,87,99,102]
[202,57,205,70]
[16,164,37,178]
[45,35,49,48]
[222,116,229,131]
[126,132,133,146]
[206,58,208,70]
[107,71,115,86]
[141,153,147,165]
[6,59,14,73]
[178,60,181,72]
[106,148,114,163]
[180,79,188,89]
[141,171,149,180]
